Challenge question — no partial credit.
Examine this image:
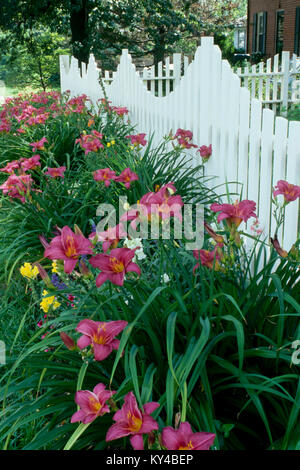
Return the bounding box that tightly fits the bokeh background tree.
[0,0,247,92]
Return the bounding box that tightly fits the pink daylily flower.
[126,133,147,147]
[193,247,222,272]
[60,332,76,351]
[210,200,257,227]
[76,133,104,154]
[0,160,21,174]
[44,226,94,274]
[29,137,48,152]
[173,129,198,149]
[156,183,177,198]
[71,383,116,424]
[20,154,41,172]
[89,247,141,287]
[97,224,127,252]
[115,168,139,189]
[106,392,159,450]
[156,184,183,221]
[92,130,103,139]
[0,174,33,203]
[100,98,112,112]
[198,144,212,160]
[174,128,193,140]
[270,234,288,258]
[93,168,116,187]
[0,119,11,133]
[45,166,66,178]
[273,180,300,203]
[76,319,128,361]
[113,106,129,116]
[204,222,224,244]
[121,183,183,228]
[162,422,215,450]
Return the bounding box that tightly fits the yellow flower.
[40,290,61,313]
[111,140,115,145]
[107,142,111,147]
[20,262,39,280]
[52,261,59,273]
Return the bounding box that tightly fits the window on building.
[252,11,267,54]
[276,10,285,54]
[295,7,300,56]
[238,29,246,51]
[234,28,246,52]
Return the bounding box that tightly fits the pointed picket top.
[120,49,131,65]
[60,55,70,73]
[70,56,79,70]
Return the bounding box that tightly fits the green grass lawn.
[0,84,60,98]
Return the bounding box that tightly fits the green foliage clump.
[0,28,70,91]
[0,91,299,451]
[287,102,300,122]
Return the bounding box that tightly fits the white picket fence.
[60,37,300,251]
[102,53,192,98]
[237,52,300,113]
[100,50,300,112]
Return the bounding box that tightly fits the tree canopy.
[0,0,247,89]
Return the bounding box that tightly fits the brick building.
[247,0,300,57]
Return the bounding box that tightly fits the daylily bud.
[39,234,49,249]
[271,235,288,258]
[229,225,242,247]
[204,222,224,244]
[90,232,99,245]
[53,225,62,236]
[168,129,174,140]
[33,262,53,288]
[74,224,84,237]
[107,397,118,412]
[79,260,92,278]
[215,243,224,260]
[148,431,156,447]
[174,412,181,429]
[60,332,76,351]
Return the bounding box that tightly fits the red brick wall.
[248,0,300,57]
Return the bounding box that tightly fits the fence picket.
[258,108,274,238]
[283,121,300,249]
[271,117,288,243]
[247,99,262,227]
[237,87,250,200]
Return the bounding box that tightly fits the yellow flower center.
[109,257,124,273]
[93,334,106,345]
[127,412,142,432]
[65,236,78,258]
[285,185,295,197]
[89,397,102,413]
[179,441,194,450]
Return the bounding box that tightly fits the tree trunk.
[153,28,166,65]
[70,0,90,65]
[153,44,165,65]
